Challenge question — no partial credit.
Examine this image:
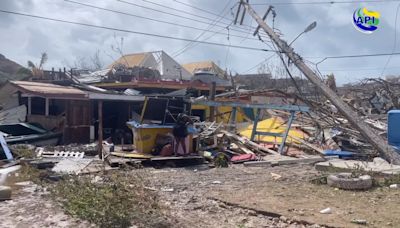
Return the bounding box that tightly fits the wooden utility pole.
[239,1,400,164]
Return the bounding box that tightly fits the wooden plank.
[242,2,400,165]
[243,161,272,167]
[221,130,279,155]
[244,157,325,167]
[150,156,203,161]
[287,135,325,154]
[106,155,142,167]
[237,143,255,154]
[276,157,325,165]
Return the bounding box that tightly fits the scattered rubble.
[1,51,400,227]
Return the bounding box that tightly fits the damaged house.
[1,80,144,145]
[0,51,235,153]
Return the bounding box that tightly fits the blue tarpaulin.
[323,150,355,159]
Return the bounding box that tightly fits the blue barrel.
[388,110,400,146]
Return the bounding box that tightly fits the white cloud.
[0,0,399,84]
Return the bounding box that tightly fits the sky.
[0,0,399,85]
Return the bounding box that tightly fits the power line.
[320,66,400,72]
[117,0,252,35]
[0,9,275,52]
[174,26,230,58]
[142,0,234,28]
[251,0,400,5]
[171,0,256,29]
[172,0,229,19]
[172,1,233,58]
[381,2,400,76]
[64,0,261,41]
[316,52,400,65]
[242,53,276,73]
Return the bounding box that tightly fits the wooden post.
[98,101,103,159]
[241,1,400,164]
[209,82,216,122]
[27,97,32,115]
[63,100,69,144]
[45,98,49,116]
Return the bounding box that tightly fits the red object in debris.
[258,143,276,149]
[286,147,304,158]
[160,144,173,156]
[231,154,257,163]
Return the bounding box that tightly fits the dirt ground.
[0,182,93,228]
[147,164,400,228]
[0,163,399,227]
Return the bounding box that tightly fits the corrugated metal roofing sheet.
[10,81,89,100]
[182,61,226,77]
[9,81,145,101]
[108,53,149,68]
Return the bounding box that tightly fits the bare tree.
[110,34,129,67]
[90,50,103,71]
[65,50,104,71]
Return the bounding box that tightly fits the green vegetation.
[50,171,171,228]
[15,163,48,185]
[214,153,229,168]
[15,161,170,228]
[10,144,36,159]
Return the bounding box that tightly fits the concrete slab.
[315,157,400,175]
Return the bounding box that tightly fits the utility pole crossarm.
[240,2,400,164]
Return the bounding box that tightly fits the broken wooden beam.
[287,135,325,154]
[241,2,400,164]
[244,157,325,167]
[221,130,279,155]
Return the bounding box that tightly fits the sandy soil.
[0,182,93,228]
[147,164,400,228]
[0,163,399,228]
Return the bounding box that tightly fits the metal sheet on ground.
[52,158,92,174]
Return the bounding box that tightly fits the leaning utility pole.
[237,0,400,164]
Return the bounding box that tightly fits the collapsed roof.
[182,61,226,78]
[108,51,192,80]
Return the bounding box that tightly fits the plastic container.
[388,110,400,146]
[127,121,173,154]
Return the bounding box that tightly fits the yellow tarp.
[239,117,307,144]
[191,105,249,123]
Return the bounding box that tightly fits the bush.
[10,144,36,159]
[214,153,229,168]
[51,171,170,228]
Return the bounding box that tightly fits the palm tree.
[27,52,48,78]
